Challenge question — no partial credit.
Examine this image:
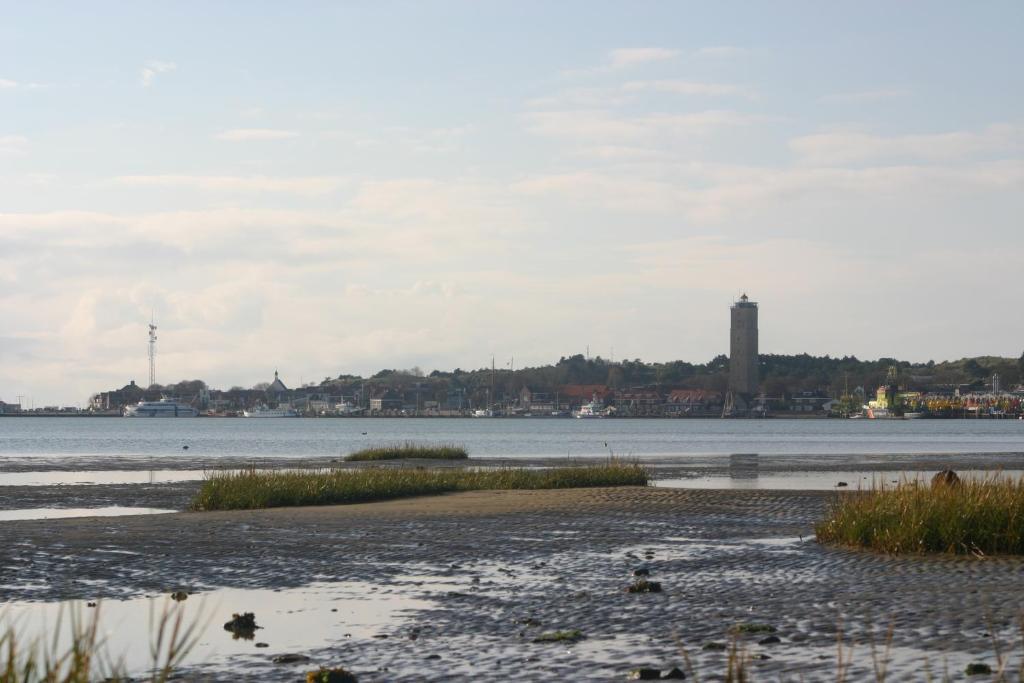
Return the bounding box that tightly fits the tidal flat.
[3,459,1024,680]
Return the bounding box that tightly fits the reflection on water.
[0,507,176,521]
[656,469,1024,491]
[729,453,759,481]
[0,581,430,675]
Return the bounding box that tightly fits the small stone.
[170,591,188,602]
[625,579,662,594]
[758,635,781,645]
[965,663,992,675]
[273,654,310,664]
[304,667,358,683]
[86,602,97,607]
[662,667,687,679]
[224,612,259,640]
[836,481,848,487]
[627,668,662,680]
[255,642,269,648]
[425,654,442,660]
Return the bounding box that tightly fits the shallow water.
[2,417,1023,463]
[655,469,1024,491]
[0,581,430,676]
[0,470,207,486]
[0,506,175,521]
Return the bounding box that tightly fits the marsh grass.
[343,443,468,462]
[190,460,649,511]
[816,472,1024,555]
[1,600,200,683]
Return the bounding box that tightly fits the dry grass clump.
[191,461,649,511]
[1,601,198,682]
[343,443,468,462]
[816,473,1024,555]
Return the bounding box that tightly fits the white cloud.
[0,135,28,155]
[114,174,348,195]
[561,47,680,78]
[214,128,299,141]
[140,60,176,87]
[821,88,911,103]
[696,46,746,58]
[524,109,760,142]
[623,80,747,97]
[0,79,18,88]
[790,124,1024,165]
[608,47,679,69]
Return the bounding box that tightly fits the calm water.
[1,417,1023,461]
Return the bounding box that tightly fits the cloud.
[215,128,299,141]
[561,47,680,77]
[623,79,747,97]
[821,88,911,103]
[140,60,176,87]
[608,48,680,69]
[524,109,760,142]
[0,79,18,88]
[114,174,348,195]
[0,135,28,155]
[790,124,1024,165]
[696,46,746,58]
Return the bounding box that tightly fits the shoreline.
[3,486,1023,680]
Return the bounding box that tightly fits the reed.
[343,443,468,462]
[816,473,1024,555]
[0,600,199,683]
[190,461,649,511]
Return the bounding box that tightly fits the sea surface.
[1,416,1023,461]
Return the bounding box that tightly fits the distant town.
[2,297,1022,418]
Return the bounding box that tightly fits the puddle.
[655,470,1024,491]
[0,507,176,521]
[0,581,431,676]
[0,470,207,486]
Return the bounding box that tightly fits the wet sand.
[3,483,1024,681]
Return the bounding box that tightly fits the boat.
[573,395,605,419]
[473,409,495,418]
[124,398,198,417]
[903,412,923,419]
[243,405,299,418]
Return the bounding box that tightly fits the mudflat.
[3,485,1024,680]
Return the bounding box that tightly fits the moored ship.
[124,398,198,417]
[242,405,299,418]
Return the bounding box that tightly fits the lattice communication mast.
[148,316,158,387]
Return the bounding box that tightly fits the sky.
[1,1,1023,405]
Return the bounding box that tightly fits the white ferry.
[124,398,198,418]
[573,396,605,419]
[242,405,299,418]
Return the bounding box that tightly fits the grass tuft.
[190,461,649,511]
[532,629,583,643]
[344,443,468,462]
[1,600,199,682]
[816,473,1024,555]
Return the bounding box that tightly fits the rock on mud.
[625,579,662,593]
[223,612,260,639]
